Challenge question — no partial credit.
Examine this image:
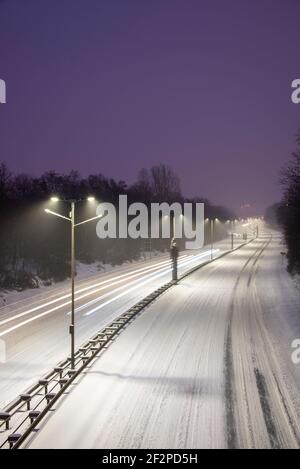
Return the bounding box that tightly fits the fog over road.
[24,232,300,449]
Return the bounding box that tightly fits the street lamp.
[167,213,179,282]
[210,219,213,260]
[44,196,102,370]
[229,219,235,250]
[207,219,217,260]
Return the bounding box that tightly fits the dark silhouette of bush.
[280,130,300,275]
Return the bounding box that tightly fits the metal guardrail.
[0,281,175,449]
[0,237,256,449]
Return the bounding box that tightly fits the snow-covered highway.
[24,233,300,449]
[0,238,235,409]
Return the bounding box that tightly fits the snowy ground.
[0,252,162,308]
[0,237,238,409]
[24,231,300,449]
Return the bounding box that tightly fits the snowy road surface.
[0,237,238,408]
[25,233,300,449]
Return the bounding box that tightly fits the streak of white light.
[83,250,219,317]
[0,256,188,329]
[0,250,218,337]
[69,250,215,315]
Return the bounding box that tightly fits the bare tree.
[149,164,182,202]
[280,129,300,274]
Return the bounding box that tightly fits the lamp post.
[210,219,214,260]
[231,220,234,250]
[169,212,179,282]
[70,201,75,370]
[45,196,102,370]
[170,238,179,282]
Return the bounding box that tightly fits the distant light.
[51,197,59,202]
[87,196,95,202]
[45,208,50,213]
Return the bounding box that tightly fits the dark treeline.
[280,130,300,275]
[265,130,300,275]
[0,162,234,291]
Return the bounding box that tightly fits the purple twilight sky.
[0,0,300,215]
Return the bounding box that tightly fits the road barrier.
[0,236,257,449]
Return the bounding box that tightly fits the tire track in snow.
[226,236,300,449]
[254,368,280,449]
[270,370,300,447]
[249,279,300,448]
[224,239,270,449]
